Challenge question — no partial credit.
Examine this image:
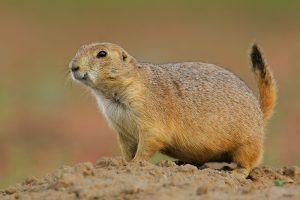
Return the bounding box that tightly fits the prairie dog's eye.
[96,51,107,58]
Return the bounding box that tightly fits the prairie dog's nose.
[70,62,80,72]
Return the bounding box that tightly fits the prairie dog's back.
[140,62,263,128]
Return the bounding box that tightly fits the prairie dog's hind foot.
[230,167,252,179]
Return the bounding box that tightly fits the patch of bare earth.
[1,157,300,200]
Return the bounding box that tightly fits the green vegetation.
[274,179,286,187]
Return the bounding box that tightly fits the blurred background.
[0,0,299,188]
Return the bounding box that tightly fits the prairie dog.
[69,43,277,176]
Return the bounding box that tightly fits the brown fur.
[70,43,277,176]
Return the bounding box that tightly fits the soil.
[1,157,300,200]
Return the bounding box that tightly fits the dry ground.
[1,157,300,200]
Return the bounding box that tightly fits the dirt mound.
[1,157,300,200]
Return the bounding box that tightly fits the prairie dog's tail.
[250,44,277,121]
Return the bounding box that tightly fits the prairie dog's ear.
[119,48,136,65]
[121,50,128,62]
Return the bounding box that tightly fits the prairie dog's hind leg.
[231,140,262,178]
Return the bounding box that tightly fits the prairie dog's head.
[69,43,136,90]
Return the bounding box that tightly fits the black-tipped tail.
[250,44,277,121]
[250,44,266,78]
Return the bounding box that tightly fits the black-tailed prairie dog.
[70,43,277,177]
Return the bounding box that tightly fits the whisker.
[64,70,71,79]
[64,77,73,88]
[63,70,74,88]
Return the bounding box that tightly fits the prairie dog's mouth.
[72,71,89,81]
[71,71,95,88]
